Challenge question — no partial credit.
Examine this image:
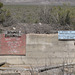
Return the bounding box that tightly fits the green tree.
[0,2,3,8]
[0,2,13,27]
[65,10,71,25]
[6,10,11,18]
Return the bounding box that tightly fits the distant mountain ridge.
[0,0,75,5]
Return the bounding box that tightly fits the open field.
[0,5,75,33]
[2,5,75,25]
[3,5,75,23]
[1,0,75,5]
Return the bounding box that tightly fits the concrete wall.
[0,34,75,66]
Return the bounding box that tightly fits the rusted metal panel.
[0,34,26,55]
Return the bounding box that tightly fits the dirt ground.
[0,23,73,34]
[0,63,75,75]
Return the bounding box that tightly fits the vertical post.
[62,62,64,75]
[34,72,38,75]
[30,71,38,75]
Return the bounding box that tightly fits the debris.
[0,62,6,67]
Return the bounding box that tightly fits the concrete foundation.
[0,34,75,66]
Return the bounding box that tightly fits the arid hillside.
[1,0,75,5]
[0,4,75,34]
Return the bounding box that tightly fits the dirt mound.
[0,23,73,34]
